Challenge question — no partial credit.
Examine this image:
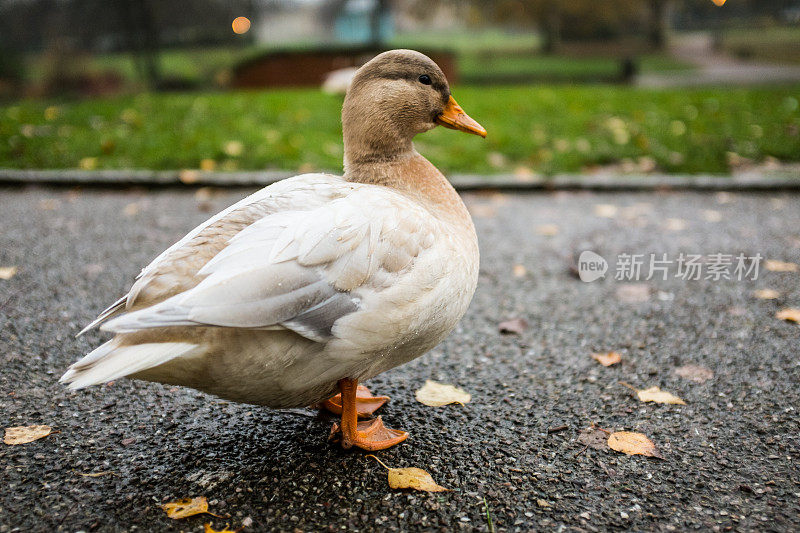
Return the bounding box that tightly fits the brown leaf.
[535,224,559,236]
[161,497,219,520]
[592,351,622,366]
[674,365,713,383]
[607,431,663,458]
[4,425,52,445]
[0,266,18,280]
[776,308,800,323]
[753,289,780,299]
[204,523,235,533]
[635,386,686,405]
[123,202,140,217]
[577,427,608,450]
[765,260,798,272]
[415,380,471,407]
[498,318,527,335]
[369,456,448,492]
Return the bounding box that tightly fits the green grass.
[722,26,800,64]
[2,85,798,175]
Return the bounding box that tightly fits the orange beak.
[435,95,487,138]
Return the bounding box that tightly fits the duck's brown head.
[342,49,485,165]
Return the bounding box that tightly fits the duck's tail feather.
[76,294,128,337]
[60,340,203,390]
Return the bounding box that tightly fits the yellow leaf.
[4,425,52,445]
[607,431,663,458]
[179,169,200,184]
[161,497,219,519]
[223,140,244,157]
[0,266,18,280]
[776,308,800,323]
[535,224,559,236]
[635,386,686,405]
[593,204,618,218]
[123,203,140,217]
[415,380,471,407]
[204,523,235,533]
[79,157,97,170]
[753,289,780,299]
[591,351,622,366]
[369,455,448,492]
[765,260,798,272]
[199,159,217,171]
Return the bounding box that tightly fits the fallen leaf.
[674,364,713,383]
[415,380,471,407]
[4,425,52,445]
[536,499,552,508]
[77,470,114,477]
[607,431,663,458]
[593,204,618,218]
[577,427,607,450]
[368,455,448,492]
[765,260,798,272]
[161,497,219,520]
[592,351,622,366]
[664,218,688,231]
[123,202,139,216]
[223,140,244,157]
[512,264,527,278]
[204,523,235,533]
[776,308,800,323]
[79,157,97,170]
[753,289,780,299]
[0,266,18,280]
[635,386,686,405]
[179,169,200,184]
[498,318,527,335]
[535,224,559,236]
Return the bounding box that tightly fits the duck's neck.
[343,146,473,228]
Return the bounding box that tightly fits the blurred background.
[0,0,798,176]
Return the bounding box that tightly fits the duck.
[61,49,486,451]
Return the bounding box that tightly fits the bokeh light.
[232,16,251,35]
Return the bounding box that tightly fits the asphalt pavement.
[1,185,799,532]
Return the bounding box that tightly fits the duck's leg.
[321,384,389,417]
[330,378,408,451]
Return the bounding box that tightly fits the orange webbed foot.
[330,416,409,451]
[328,379,407,451]
[320,385,389,417]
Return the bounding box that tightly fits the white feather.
[61,342,202,390]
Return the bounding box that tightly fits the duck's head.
[342,49,486,163]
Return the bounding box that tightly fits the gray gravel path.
[1,185,799,532]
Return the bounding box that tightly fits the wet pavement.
[1,185,799,532]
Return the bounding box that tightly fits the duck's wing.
[77,173,348,336]
[96,183,437,343]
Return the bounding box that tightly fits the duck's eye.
[418,74,432,85]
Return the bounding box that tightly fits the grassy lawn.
[722,27,800,64]
[2,85,798,175]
